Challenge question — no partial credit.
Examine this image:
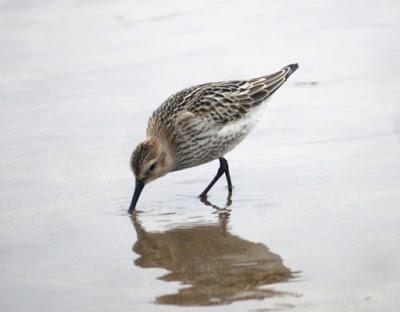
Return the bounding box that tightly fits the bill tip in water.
[128,179,145,213]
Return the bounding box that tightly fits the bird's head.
[128,138,174,213]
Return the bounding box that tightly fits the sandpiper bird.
[129,63,299,212]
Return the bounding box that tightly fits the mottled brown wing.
[182,64,298,125]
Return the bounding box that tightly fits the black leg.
[199,157,233,197]
[220,157,233,192]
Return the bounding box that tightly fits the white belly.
[212,104,266,156]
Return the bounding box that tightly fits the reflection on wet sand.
[131,205,296,306]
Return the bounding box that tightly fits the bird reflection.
[130,199,295,306]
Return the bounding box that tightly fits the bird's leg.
[199,157,233,198]
[220,157,233,193]
[199,165,224,198]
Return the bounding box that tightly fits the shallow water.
[1,0,400,311]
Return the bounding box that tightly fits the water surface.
[1,0,400,311]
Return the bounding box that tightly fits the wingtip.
[287,63,299,72]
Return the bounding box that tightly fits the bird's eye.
[149,163,156,172]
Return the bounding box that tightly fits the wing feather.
[182,64,297,125]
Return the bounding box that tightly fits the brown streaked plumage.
[129,63,299,212]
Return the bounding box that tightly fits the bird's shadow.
[129,194,300,306]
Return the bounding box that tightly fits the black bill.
[128,179,144,213]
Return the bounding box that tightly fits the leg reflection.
[199,193,232,232]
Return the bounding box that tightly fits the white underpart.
[219,102,267,137]
[214,99,270,156]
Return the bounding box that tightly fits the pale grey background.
[1,0,399,311]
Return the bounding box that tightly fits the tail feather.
[247,63,299,104]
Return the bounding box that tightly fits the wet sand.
[1,0,400,311]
